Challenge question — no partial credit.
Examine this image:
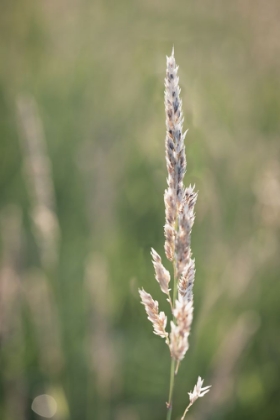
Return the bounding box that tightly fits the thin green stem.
[166,358,176,420]
[181,402,192,420]
[168,292,173,312]
[172,258,178,306]
[175,360,180,375]
[166,256,179,420]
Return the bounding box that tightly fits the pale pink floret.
[178,258,196,303]
[139,288,168,340]
[181,377,211,420]
[169,321,189,361]
[151,248,171,296]
[176,186,197,278]
[169,299,193,361]
[173,299,193,331]
[188,376,211,404]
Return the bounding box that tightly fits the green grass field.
[0,1,280,419]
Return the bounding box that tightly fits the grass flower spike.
[139,49,210,419]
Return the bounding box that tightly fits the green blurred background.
[1,0,280,419]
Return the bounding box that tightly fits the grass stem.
[167,358,176,420]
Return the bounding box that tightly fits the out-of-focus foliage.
[0,0,280,419]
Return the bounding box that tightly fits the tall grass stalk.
[16,94,60,271]
[139,49,210,419]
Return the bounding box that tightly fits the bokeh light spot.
[31,394,57,418]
